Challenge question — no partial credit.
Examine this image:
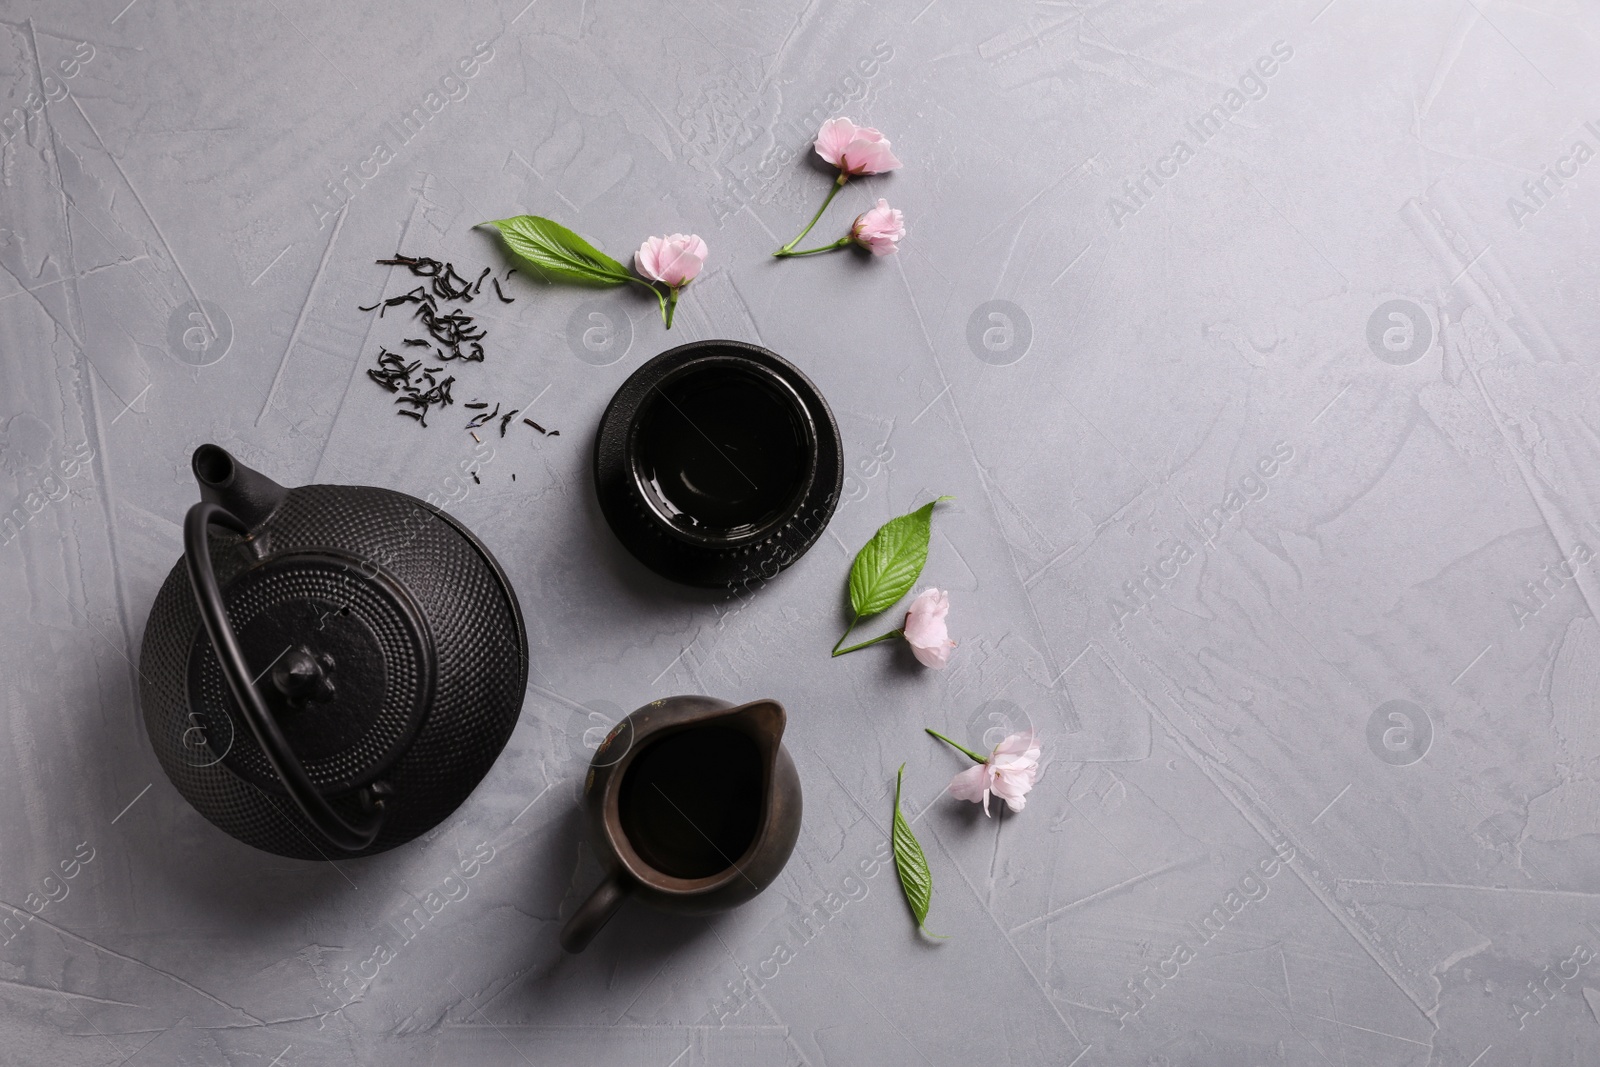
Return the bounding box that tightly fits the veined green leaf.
[848,497,952,618]
[892,764,943,937]
[482,215,633,287]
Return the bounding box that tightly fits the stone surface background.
[1,0,1598,1063]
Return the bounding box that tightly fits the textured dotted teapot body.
[138,446,527,858]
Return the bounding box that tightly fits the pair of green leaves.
[481,215,678,326]
[833,497,952,656]
[893,764,943,937]
[847,496,950,933]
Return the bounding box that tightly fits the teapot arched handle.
[183,501,387,853]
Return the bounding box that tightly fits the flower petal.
[990,766,1032,797]
[814,117,858,167]
[902,588,953,668]
[902,588,948,644]
[851,199,906,256]
[655,245,687,282]
[947,763,990,802]
[993,729,1039,762]
[634,236,664,282]
[841,137,903,175]
[985,728,1041,814]
[635,234,707,287]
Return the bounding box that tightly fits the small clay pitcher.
[560,695,802,953]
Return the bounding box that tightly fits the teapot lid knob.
[270,646,337,708]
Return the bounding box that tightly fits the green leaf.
[892,765,943,937]
[482,215,632,287]
[848,497,952,618]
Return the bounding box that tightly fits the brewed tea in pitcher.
[618,725,764,879]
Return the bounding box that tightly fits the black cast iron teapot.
[138,445,527,858]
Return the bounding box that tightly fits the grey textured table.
[2,1,1599,1064]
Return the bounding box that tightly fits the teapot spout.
[191,444,288,534]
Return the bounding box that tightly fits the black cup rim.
[594,340,843,589]
[625,356,818,548]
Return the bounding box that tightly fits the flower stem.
[663,286,679,329]
[831,613,861,657]
[776,172,847,254]
[925,729,988,764]
[832,627,903,657]
[629,276,670,326]
[773,236,853,258]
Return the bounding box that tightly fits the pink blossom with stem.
[634,233,707,328]
[926,728,1042,815]
[776,117,903,257]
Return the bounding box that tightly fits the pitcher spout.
[191,444,289,534]
[724,698,786,752]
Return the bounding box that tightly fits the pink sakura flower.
[814,117,903,176]
[635,233,707,288]
[851,199,905,256]
[776,118,903,258]
[903,588,954,668]
[945,731,1042,816]
[635,233,707,328]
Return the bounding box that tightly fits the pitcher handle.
[560,870,632,953]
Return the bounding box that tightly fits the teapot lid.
[187,551,435,795]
